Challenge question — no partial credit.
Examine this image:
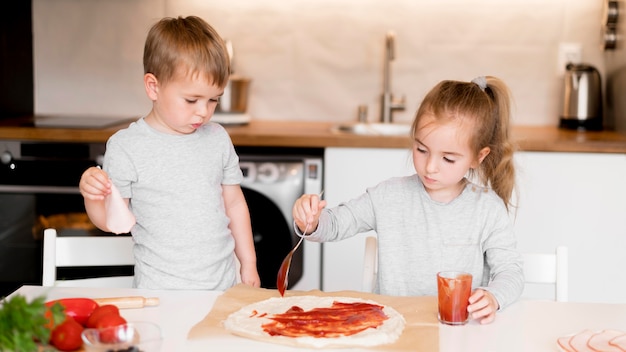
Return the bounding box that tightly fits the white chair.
[362,236,378,293]
[523,246,569,302]
[42,228,135,288]
[362,236,569,302]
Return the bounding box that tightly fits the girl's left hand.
[467,289,499,324]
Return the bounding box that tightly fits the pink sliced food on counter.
[557,330,626,352]
[558,335,576,352]
[105,182,136,234]
[587,330,626,352]
[609,333,626,351]
[569,329,597,352]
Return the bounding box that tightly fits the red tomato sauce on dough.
[261,301,389,338]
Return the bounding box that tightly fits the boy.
[79,16,260,290]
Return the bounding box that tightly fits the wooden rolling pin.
[93,296,160,309]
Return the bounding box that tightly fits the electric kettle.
[559,63,603,131]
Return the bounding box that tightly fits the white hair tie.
[471,76,487,91]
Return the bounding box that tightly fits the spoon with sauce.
[277,222,308,297]
[277,191,323,297]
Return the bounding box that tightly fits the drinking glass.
[437,271,473,325]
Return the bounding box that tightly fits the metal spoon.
[276,222,308,297]
[277,191,323,296]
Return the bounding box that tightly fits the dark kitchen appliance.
[237,149,323,290]
[0,1,33,121]
[559,63,603,131]
[0,140,132,296]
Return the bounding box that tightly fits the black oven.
[0,140,112,296]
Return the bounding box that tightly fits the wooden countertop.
[2,118,626,153]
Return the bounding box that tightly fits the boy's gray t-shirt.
[103,118,243,290]
[308,175,524,310]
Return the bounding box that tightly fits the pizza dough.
[223,295,405,348]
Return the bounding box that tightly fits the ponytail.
[475,76,517,210]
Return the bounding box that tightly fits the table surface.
[9,285,626,352]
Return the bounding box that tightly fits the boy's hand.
[240,264,261,288]
[292,193,326,235]
[79,167,112,201]
[467,289,499,324]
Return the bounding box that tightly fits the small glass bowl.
[81,321,162,352]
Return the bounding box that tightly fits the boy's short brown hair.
[143,16,230,87]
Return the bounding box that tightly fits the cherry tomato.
[50,317,84,351]
[86,304,121,328]
[95,314,127,343]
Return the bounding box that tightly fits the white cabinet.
[514,151,626,303]
[322,147,414,292]
[323,147,626,303]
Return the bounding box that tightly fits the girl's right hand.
[292,193,326,235]
[79,166,112,201]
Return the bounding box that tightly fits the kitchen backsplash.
[33,0,605,126]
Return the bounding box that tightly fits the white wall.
[33,0,604,126]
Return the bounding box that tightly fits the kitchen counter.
[2,117,626,153]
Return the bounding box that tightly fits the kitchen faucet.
[380,31,405,123]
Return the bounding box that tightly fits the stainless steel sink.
[331,122,412,136]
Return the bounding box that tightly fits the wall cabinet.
[323,147,626,303]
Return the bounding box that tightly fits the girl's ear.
[472,147,491,168]
[144,73,159,101]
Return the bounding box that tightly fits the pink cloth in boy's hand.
[104,182,136,234]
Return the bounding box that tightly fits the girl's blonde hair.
[143,16,230,88]
[411,76,517,210]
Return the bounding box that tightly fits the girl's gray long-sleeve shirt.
[306,174,524,310]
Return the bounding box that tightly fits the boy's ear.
[144,73,159,101]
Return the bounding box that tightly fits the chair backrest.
[362,236,569,302]
[522,246,569,302]
[42,228,135,288]
[362,236,378,292]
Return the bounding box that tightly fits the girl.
[292,76,523,324]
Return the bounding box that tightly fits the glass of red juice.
[437,271,473,325]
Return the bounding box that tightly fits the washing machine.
[238,153,323,290]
